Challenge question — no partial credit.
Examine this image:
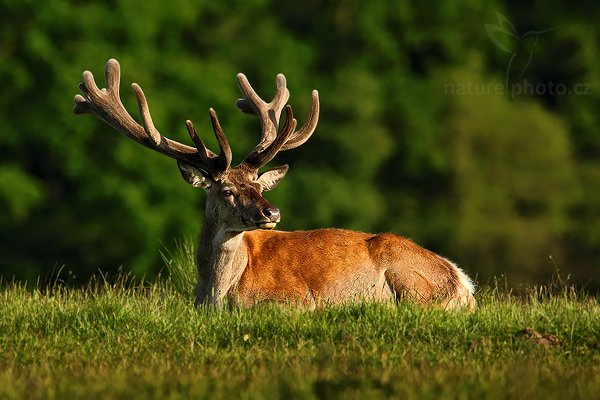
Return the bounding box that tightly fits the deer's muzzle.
[254,206,280,229]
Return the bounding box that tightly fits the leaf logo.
[485,12,555,94]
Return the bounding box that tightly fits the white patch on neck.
[208,228,246,304]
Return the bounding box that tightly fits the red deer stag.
[74,59,475,310]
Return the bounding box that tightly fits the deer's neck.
[195,211,248,307]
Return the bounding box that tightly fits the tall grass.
[0,245,598,399]
[160,237,196,297]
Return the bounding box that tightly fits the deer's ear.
[177,161,211,189]
[257,165,289,191]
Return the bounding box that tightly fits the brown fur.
[229,229,475,310]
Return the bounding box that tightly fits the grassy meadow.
[0,246,598,399]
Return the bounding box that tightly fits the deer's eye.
[222,189,234,197]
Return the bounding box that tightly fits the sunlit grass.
[0,246,598,399]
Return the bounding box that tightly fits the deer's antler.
[236,73,319,170]
[74,59,231,175]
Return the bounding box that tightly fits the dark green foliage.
[0,0,597,289]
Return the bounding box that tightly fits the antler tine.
[235,73,290,151]
[280,90,320,150]
[183,110,232,173]
[105,56,120,96]
[75,59,155,148]
[184,119,222,172]
[243,105,297,170]
[74,59,231,174]
[185,120,217,158]
[235,73,320,170]
[131,83,162,147]
[208,108,233,172]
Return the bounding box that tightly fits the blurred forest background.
[1,0,598,290]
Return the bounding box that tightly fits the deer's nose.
[262,207,280,222]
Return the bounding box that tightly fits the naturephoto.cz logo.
[445,12,592,98]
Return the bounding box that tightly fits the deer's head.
[178,161,289,231]
[73,60,319,232]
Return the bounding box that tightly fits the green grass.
[0,244,598,399]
